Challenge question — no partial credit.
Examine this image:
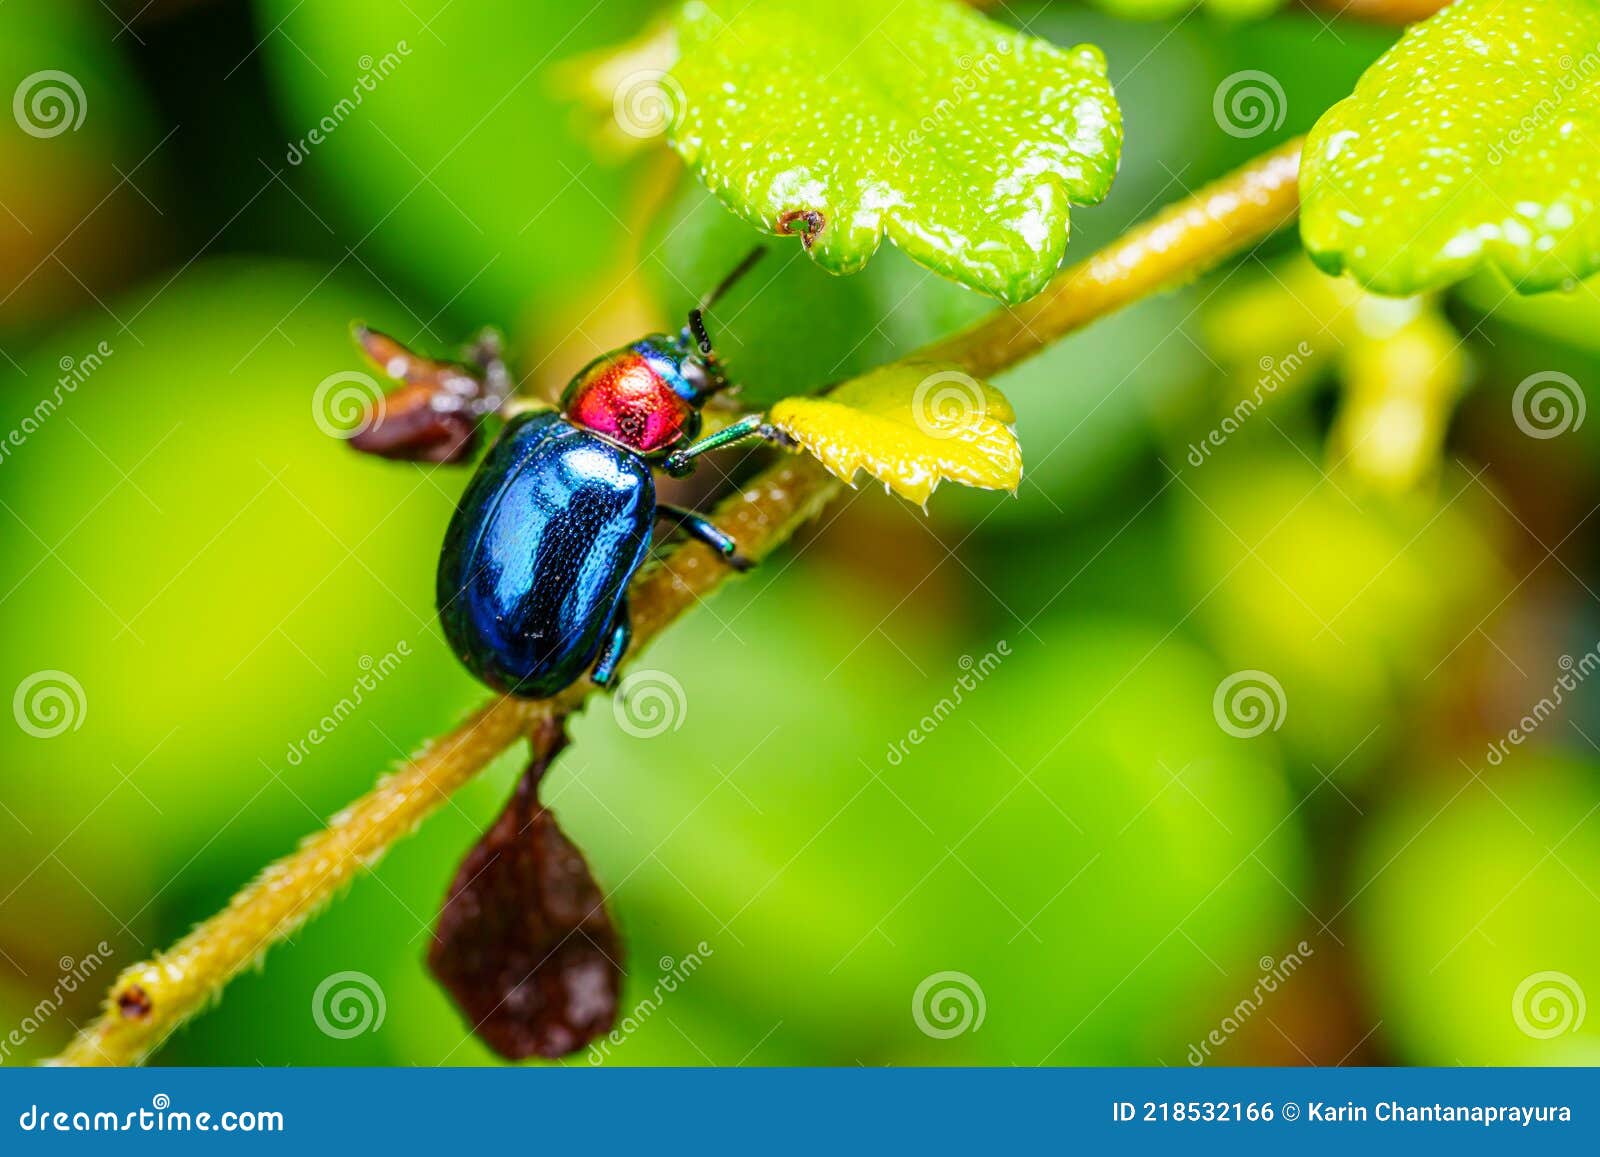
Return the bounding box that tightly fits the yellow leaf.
[768,361,1023,506]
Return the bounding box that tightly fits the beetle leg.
[590,598,633,687]
[662,414,793,478]
[657,504,754,572]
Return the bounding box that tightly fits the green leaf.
[768,361,1023,506]
[645,181,991,407]
[667,0,1122,304]
[1300,0,1600,296]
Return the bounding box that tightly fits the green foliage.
[1358,758,1600,1064]
[1301,0,1600,295]
[559,603,1305,1066]
[1458,268,1600,356]
[1086,0,1282,17]
[12,0,1600,1071]
[253,0,658,329]
[668,0,1122,303]
[949,291,1209,523]
[0,262,484,944]
[0,2,157,331]
[1175,446,1507,780]
[905,620,1305,1064]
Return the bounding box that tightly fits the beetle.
[347,248,784,697]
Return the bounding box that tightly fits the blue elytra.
[431,248,777,697]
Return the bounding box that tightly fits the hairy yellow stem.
[54,454,836,1068]
[53,139,1304,1067]
[54,696,550,1066]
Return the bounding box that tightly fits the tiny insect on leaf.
[668,0,1122,304]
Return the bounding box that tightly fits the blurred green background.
[1,0,1597,1067]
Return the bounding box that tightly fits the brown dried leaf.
[347,380,479,463]
[347,325,486,464]
[427,719,622,1060]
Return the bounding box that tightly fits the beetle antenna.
[697,245,768,314]
[683,246,767,390]
[686,308,714,358]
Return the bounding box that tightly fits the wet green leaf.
[1300,0,1600,295]
[644,181,991,407]
[668,0,1122,303]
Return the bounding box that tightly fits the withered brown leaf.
[347,325,490,464]
[428,717,622,1060]
[347,379,479,463]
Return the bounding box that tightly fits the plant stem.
[922,137,1304,378]
[51,137,1305,1067]
[54,696,553,1066]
